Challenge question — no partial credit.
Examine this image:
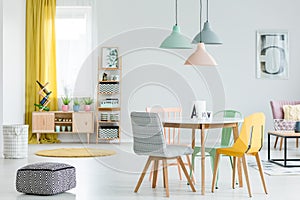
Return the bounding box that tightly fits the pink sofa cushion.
[270,100,300,119]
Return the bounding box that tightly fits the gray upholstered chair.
[145,107,193,182]
[131,112,196,197]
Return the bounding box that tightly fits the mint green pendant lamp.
[192,0,222,45]
[160,0,192,49]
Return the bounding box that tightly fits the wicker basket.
[2,124,29,159]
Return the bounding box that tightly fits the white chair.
[131,112,196,197]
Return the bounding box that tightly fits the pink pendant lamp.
[185,0,217,66]
[184,43,217,65]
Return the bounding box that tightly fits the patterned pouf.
[16,162,76,195]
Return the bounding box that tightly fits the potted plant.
[82,97,94,111]
[61,96,71,112]
[73,98,81,112]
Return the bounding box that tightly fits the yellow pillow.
[283,104,300,121]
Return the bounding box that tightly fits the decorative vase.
[84,105,91,112]
[73,105,80,112]
[62,105,69,112]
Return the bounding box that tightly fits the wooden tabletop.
[268,130,300,137]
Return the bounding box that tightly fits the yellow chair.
[211,113,268,197]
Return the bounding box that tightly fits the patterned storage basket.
[99,83,119,93]
[99,127,119,139]
[2,124,29,159]
[274,119,296,131]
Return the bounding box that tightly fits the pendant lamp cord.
[175,0,178,25]
[206,0,209,22]
[199,0,202,41]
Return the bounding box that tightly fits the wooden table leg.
[233,124,243,187]
[191,128,195,149]
[201,126,205,195]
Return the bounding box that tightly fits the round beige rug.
[35,148,116,158]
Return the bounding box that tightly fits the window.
[56,2,93,96]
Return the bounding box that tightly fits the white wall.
[0,0,3,154]
[94,0,300,141]
[214,0,300,117]
[0,0,24,155]
[3,0,25,124]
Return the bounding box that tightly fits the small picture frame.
[256,30,289,79]
[102,47,119,68]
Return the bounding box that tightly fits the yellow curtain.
[25,0,60,144]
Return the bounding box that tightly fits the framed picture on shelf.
[256,30,289,79]
[102,47,119,68]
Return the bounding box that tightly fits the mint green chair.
[190,110,242,188]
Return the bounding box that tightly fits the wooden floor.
[0,141,300,200]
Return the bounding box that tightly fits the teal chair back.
[216,110,243,147]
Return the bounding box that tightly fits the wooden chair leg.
[241,155,252,197]
[229,156,238,186]
[176,159,183,180]
[152,160,159,188]
[186,154,195,184]
[232,156,237,189]
[211,152,220,193]
[135,157,152,193]
[255,153,268,194]
[186,154,192,172]
[148,162,154,181]
[210,152,220,189]
[274,136,279,149]
[296,138,299,148]
[279,137,283,151]
[177,157,196,192]
[162,159,170,197]
[162,165,166,188]
[237,158,243,188]
[189,153,196,181]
